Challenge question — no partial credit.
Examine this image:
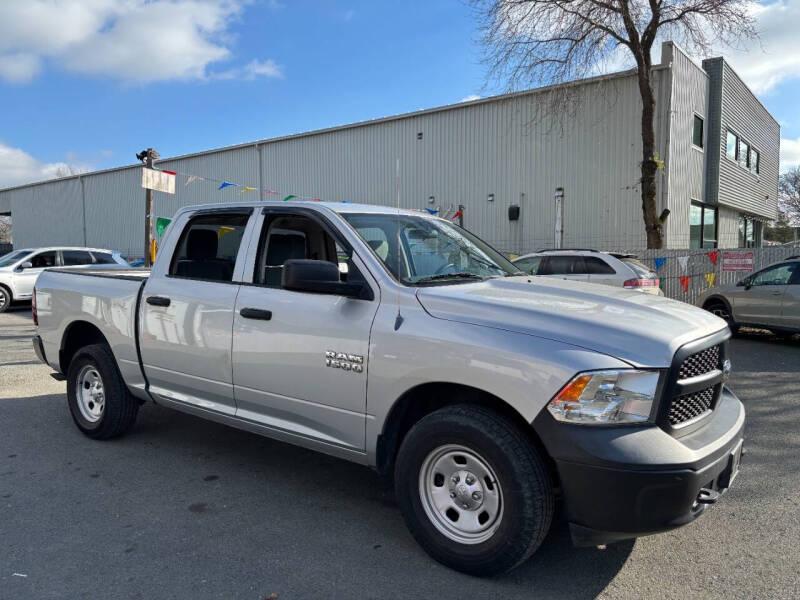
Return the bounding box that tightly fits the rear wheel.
[394,405,553,576]
[66,343,139,439]
[704,301,738,335]
[0,286,10,313]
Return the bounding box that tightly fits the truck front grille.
[678,345,720,380]
[666,343,723,428]
[668,386,715,426]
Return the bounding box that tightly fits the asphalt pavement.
[1,306,798,599]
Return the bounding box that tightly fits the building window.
[690,202,718,249]
[738,215,762,248]
[693,115,704,148]
[750,149,760,175]
[726,130,737,160]
[738,138,750,169]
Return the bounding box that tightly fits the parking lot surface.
[1,306,799,599]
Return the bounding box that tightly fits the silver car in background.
[512,249,663,295]
[698,256,800,336]
[0,247,129,312]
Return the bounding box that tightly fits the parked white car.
[0,247,129,312]
[512,249,663,295]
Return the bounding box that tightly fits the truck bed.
[35,267,149,394]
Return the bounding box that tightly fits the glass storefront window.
[690,202,717,249]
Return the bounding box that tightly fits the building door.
[231,209,379,451]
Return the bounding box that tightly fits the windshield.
[342,212,521,284]
[0,250,32,268]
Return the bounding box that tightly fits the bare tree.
[778,166,800,226]
[473,0,756,248]
[0,216,11,244]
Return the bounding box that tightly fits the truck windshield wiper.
[413,272,485,284]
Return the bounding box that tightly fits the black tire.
[66,343,139,439]
[704,301,739,335]
[394,404,554,576]
[0,286,10,313]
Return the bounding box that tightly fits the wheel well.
[375,382,554,479]
[0,282,11,299]
[702,295,732,313]
[59,321,110,374]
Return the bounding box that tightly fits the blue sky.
[0,0,798,188]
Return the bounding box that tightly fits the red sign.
[722,251,754,272]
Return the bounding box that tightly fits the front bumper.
[533,386,745,546]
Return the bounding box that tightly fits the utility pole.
[137,148,160,266]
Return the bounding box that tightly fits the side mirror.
[282,259,369,299]
[16,261,33,271]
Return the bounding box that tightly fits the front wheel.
[0,287,10,313]
[704,301,739,335]
[394,405,553,576]
[66,343,139,439]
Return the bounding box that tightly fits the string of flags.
[151,167,464,222]
[650,251,722,294]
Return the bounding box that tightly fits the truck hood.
[415,276,727,367]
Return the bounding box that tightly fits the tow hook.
[696,488,720,505]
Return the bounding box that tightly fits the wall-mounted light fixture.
[428,195,435,204]
[487,193,494,202]
[417,132,423,140]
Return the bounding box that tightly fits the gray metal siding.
[663,43,708,248]
[11,178,84,248]
[701,58,723,206]
[714,62,780,219]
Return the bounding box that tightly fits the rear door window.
[91,252,117,264]
[62,250,93,266]
[621,258,656,279]
[170,213,249,282]
[540,256,583,275]
[585,257,617,275]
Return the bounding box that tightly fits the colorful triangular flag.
[679,276,691,293]
[653,257,666,271]
[705,273,716,287]
[219,181,237,190]
[707,251,719,266]
[677,255,689,272]
[185,175,202,186]
[263,189,278,195]
[283,194,297,202]
[238,186,257,193]
[426,208,439,215]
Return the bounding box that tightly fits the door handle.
[240,307,272,321]
[146,296,171,307]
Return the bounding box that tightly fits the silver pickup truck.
[32,201,745,576]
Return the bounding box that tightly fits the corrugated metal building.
[0,42,779,258]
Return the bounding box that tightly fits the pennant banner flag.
[312,197,321,202]
[283,194,297,202]
[238,186,257,193]
[705,273,716,287]
[679,276,691,293]
[653,257,666,271]
[677,255,690,272]
[707,251,719,266]
[451,210,463,220]
[161,170,177,176]
[219,181,236,190]
[426,208,438,215]
[185,175,202,187]
[155,217,171,238]
[263,189,278,195]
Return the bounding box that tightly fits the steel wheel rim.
[0,291,6,309]
[76,364,105,423]
[418,444,503,545]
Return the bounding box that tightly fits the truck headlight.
[548,370,660,424]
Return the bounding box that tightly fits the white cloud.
[0,53,42,84]
[711,1,800,94]
[0,1,281,84]
[460,94,481,102]
[214,58,283,81]
[781,137,800,170]
[0,141,88,188]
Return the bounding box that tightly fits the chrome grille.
[668,387,715,426]
[678,345,720,380]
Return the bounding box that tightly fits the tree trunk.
[636,68,664,249]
